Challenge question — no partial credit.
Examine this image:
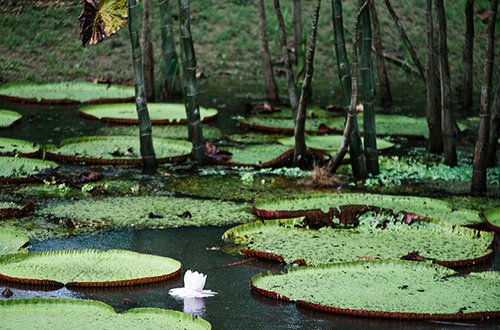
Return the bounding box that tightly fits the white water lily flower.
[169,270,217,298]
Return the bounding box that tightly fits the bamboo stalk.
[159,0,182,101]
[360,0,379,175]
[141,0,155,102]
[128,0,157,174]
[178,0,206,165]
[487,62,500,167]
[327,0,369,178]
[472,0,498,195]
[461,0,474,116]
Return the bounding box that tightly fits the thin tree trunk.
[360,0,378,175]
[369,0,391,107]
[292,0,302,63]
[294,0,321,168]
[257,0,279,106]
[487,61,500,167]
[435,0,457,167]
[141,0,155,102]
[327,0,369,178]
[178,0,206,165]
[274,0,299,117]
[159,0,182,101]
[426,0,443,154]
[128,0,157,174]
[384,0,426,84]
[461,0,474,117]
[472,0,498,195]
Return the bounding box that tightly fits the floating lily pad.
[251,260,500,319]
[79,103,218,124]
[37,195,254,229]
[98,124,222,140]
[227,133,285,144]
[253,193,483,227]
[0,299,211,329]
[483,208,500,232]
[0,157,58,183]
[0,110,22,128]
[0,82,135,104]
[218,144,293,167]
[0,138,40,157]
[277,134,395,152]
[322,114,467,138]
[239,117,327,135]
[223,214,493,266]
[0,201,34,219]
[265,106,334,119]
[0,249,181,287]
[0,228,29,257]
[46,136,192,164]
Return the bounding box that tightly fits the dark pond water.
[0,227,496,330]
[1,77,498,329]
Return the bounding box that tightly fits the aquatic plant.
[0,109,22,128]
[0,228,29,257]
[169,270,217,298]
[251,260,500,319]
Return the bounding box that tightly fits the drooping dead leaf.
[79,0,128,47]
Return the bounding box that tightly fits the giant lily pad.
[0,228,29,257]
[0,138,40,157]
[37,195,255,229]
[0,82,134,104]
[321,114,467,138]
[98,124,222,140]
[0,157,58,183]
[0,249,181,287]
[277,134,395,152]
[1,201,34,220]
[222,214,493,266]
[251,260,500,319]
[46,136,192,164]
[253,193,483,227]
[79,103,218,124]
[483,208,500,232]
[0,299,211,329]
[239,117,327,135]
[0,110,22,128]
[217,144,293,167]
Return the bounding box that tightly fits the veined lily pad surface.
[484,208,500,231]
[239,117,327,135]
[0,82,135,103]
[0,137,40,157]
[0,228,29,257]
[0,157,58,182]
[98,124,222,140]
[218,144,293,167]
[223,214,493,266]
[0,109,22,128]
[0,299,211,329]
[277,134,395,152]
[251,260,500,319]
[0,249,181,287]
[322,114,467,138]
[46,136,192,164]
[79,103,218,124]
[253,193,483,227]
[38,195,254,228]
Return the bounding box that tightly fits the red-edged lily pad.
[0,249,181,287]
[251,260,500,320]
[46,136,192,165]
[79,103,218,124]
[0,228,29,257]
[0,157,58,184]
[238,117,327,135]
[0,138,41,157]
[0,110,22,128]
[0,82,135,104]
[483,208,500,232]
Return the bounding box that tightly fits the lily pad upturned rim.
[0,109,22,128]
[0,298,211,329]
[238,118,327,135]
[0,249,182,287]
[0,82,135,104]
[483,209,500,232]
[79,103,219,124]
[0,228,30,257]
[224,216,493,267]
[0,157,58,184]
[45,136,192,165]
[250,260,500,320]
